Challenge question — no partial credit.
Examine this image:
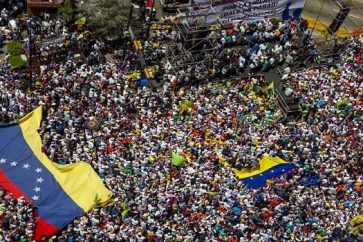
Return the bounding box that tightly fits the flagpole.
[127,4,134,31]
[147,0,157,37]
[28,18,33,88]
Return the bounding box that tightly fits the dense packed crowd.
[0,7,363,242]
[141,17,317,85]
[0,0,26,26]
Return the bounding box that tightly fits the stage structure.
[165,6,222,74]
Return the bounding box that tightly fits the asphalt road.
[302,0,363,31]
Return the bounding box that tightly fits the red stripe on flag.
[0,167,28,200]
[34,218,60,241]
[0,169,59,241]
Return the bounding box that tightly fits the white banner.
[192,0,306,23]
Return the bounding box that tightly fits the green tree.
[78,0,132,38]
[7,41,23,56]
[6,41,27,69]
[8,55,27,69]
[58,0,74,23]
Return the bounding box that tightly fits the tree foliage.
[6,41,27,69]
[78,0,132,38]
[8,55,27,69]
[58,0,74,23]
[7,41,23,56]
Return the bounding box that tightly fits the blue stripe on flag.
[0,125,84,228]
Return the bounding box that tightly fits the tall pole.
[28,18,33,87]
[311,0,326,37]
[127,4,134,31]
[150,0,156,20]
[147,0,157,37]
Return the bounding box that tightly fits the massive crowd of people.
[141,17,317,86]
[0,5,363,242]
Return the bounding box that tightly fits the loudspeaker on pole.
[327,7,350,35]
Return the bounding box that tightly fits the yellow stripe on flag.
[233,155,287,179]
[19,106,112,212]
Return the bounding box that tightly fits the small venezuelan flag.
[234,155,297,189]
[0,106,112,241]
[74,17,86,25]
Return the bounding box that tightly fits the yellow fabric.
[350,215,363,225]
[133,40,143,51]
[75,17,86,25]
[77,34,84,40]
[126,72,141,79]
[218,155,228,167]
[19,106,112,212]
[179,100,193,113]
[350,215,363,235]
[351,223,363,235]
[233,155,287,179]
[144,68,154,79]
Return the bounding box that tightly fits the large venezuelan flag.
[0,106,112,240]
[234,155,297,189]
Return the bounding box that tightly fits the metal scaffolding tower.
[165,5,222,74]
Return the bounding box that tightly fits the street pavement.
[302,0,363,32]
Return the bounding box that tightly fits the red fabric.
[0,168,59,241]
[217,206,225,213]
[192,130,200,137]
[354,53,362,64]
[0,168,28,200]
[34,218,59,241]
[196,212,206,219]
[261,212,271,219]
[269,198,283,207]
[106,146,113,154]
[336,184,346,192]
[146,0,153,8]
[228,237,238,242]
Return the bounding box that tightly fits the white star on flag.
[10,161,18,166]
[36,177,44,183]
[282,169,285,172]
[271,170,274,173]
[0,158,6,164]
[32,195,39,201]
[34,187,41,193]
[35,168,43,173]
[23,164,30,169]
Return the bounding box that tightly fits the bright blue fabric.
[240,163,296,189]
[0,124,84,228]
